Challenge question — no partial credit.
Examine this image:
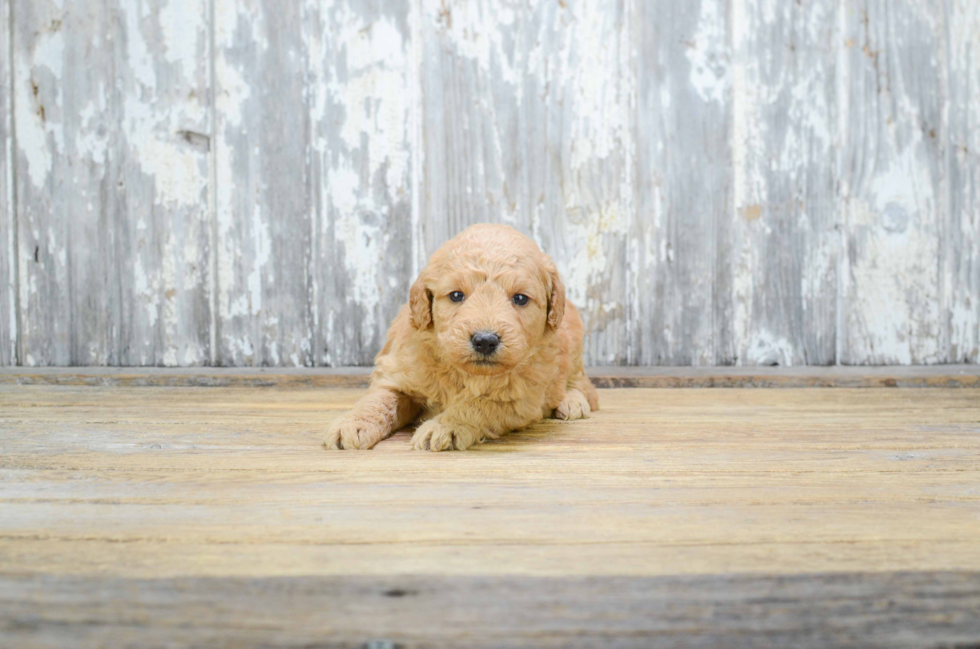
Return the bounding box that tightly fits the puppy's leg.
[553,373,599,421]
[325,388,419,450]
[554,389,591,421]
[411,416,482,452]
[411,402,535,452]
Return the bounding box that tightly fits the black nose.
[470,331,500,356]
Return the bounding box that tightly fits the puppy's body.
[326,224,598,451]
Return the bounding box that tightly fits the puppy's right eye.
[449,291,465,302]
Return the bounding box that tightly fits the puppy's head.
[410,224,564,376]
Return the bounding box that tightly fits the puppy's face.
[410,231,564,376]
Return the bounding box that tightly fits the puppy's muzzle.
[470,331,500,357]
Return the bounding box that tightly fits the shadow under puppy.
[325,223,598,452]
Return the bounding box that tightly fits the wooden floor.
[1,380,979,647]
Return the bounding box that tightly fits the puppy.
[325,223,598,452]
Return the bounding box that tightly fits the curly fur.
[325,224,598,452]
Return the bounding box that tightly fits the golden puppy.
[325,223,598,452]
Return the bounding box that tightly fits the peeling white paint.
[327,12,409,200]
[247,201,271,317]
[159,0,204,65]
[334,205,382,334]
[558,0,624,170]
[840,3,946,365]
[124,3,157,92]
[560,209,626,329]
[947,0,980,362]
[133,261,159,328]
[214,56,250,129]
[182,344,205,366]
[844,197,941,365]
[688,0,730,104]
[431,0,519,86]
[16,44,61,190]
[730,0,841,366]
[745,330,794,366]
[7,0,978,369]
[311,1,413,361]
[731,0,758,365]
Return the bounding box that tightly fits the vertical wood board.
[14,0,113,365]
[213,0,312,366]
[730,0,838,366]
[946,0,980,364]
[523,0,631,365]
[632,0,732,366]
[114,0,213,366]
[0,0,14,365]
[13,0,211,366]
[307,0,413,367]
[839,0,946,365]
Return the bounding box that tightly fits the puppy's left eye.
[449,291,466,302]
[512,294,530,306]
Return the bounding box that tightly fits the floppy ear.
[546,259,565,331]
[409,271,433,329]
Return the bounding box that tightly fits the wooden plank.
[417,0,630,364]
[1,365,980,388]
[14,0,113,365]
[1,572,978,648]
[415,0,523,256]
[0,0,13,366]
[12,0,212,366]
[523,0,631,364]
[213,0,313,366]
[839,0,946,364]
[112,0,213,366]
[306,0,413,366]
[730,0,838,366]
[947,0,980,364]
[1,386,978,578]
[1,385,980,644]
[632,0,732,365]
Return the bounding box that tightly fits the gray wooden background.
[1,0,977,368]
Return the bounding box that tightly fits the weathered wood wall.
[1,0,977,367]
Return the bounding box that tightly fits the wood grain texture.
[3,0,980,369]
[0,384,979,645]
[946,0,980,364]
[213,0,313,366]
[839,0,947,365]
[307,0,413,366]
[2,572,979,648]
[632,0,732,365]
[0,0,13,366]
[14,0,114,366]
[1,386,979,577]
[113,0,213,367]
[415,0,523,255]
[12,0,212,367]
[417,0,630,364]
[731,0,838,366]
[523,0,631,365]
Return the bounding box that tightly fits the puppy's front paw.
[554,389,591,421]
[324,416,386,450]
[411,419,481,452]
